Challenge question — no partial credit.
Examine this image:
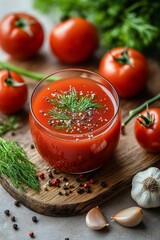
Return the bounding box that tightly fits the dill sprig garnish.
[48,87,103,131]
[0,137,40,191]
[50,86,103,113]
[0,117,19,136]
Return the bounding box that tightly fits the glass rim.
[29,68,120,139]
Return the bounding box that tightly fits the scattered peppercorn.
[65,191,69,196]
[11,216,16,222]
[48,180,53,187]
[4,209,10,216]
[13,224,18,230]
[76,188,85,194]
[100,181,107,188]
[63,177,68,182]
[89,179,95,184]
[39,172,45,180]
[14,200,21,207]
[53,168,59,174]
[79,183,83,187]
[11,132,16,136]
[58,191,63,196]
[84,183,90,189]
[32,216,38,223]
[48,171,53,179]
[30,144,35,149]
[76,178,81,183]
[85,187,92,193]
[52,178,60,187]
[29,231,35,238]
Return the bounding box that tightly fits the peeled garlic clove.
[86,206,109,230]
[111,207,143,227]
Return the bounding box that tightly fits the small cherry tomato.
[0,12,44,59]
[49,17,99,64]
[134,108,160,153]
[99,47,148,98]
[0,70,28,114]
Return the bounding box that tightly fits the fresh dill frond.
[50,86,103,114]
[50,87,79,112]
[0,137,40,191]
[49,109,71,120]
[77,95,103,112]
[0,117,19,136]
[48,86,103,131]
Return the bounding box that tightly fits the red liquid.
[30,77,121,173]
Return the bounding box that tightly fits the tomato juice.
[29,69,121,173]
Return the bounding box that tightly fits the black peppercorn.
[30,144,35,149]
[76,188,85,194]
[75,177,81,182]
[14,200,21,207]
[11,216,16,222]
[85,187,92,193]
[100,181,107,188]
[63,177,68,182]
[13,224,18,230]
[4,209,10,216]
[32,216,38,223]
[58,191,63,196]
[79,183,83,187]
[48,171,53,179]
[48,180,53,187]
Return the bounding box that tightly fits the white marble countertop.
[0,1,159,239]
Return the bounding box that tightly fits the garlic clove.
[111,206,143,227]
[86,206,109,230]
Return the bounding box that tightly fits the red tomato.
[0,70,28,114]
[0,13,44,59]
[99,47,148,98]
[49,17,99,64]
[134,108,160,153]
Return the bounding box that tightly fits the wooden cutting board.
[0,54,160,216]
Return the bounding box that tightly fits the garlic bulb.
[86,206,109,230]
[131,167,160,208]
[111,206,143,227]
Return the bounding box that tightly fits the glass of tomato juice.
[29,69,121,173]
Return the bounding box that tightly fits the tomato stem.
[112,48,131,65]
[121,93,160,133]
[137,112,155,127]
[5,78,25,87]
[0,61,57,81]
[15,17,35,28]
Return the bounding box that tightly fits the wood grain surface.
[0,54,160,216]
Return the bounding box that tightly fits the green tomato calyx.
[15,17,35,28]
[137,111,155,127]
[5,70,25,87]
[112,48,131,65]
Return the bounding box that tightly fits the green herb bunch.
[0,117,19,136]
[33,0,160,51]
[0,137,40,191]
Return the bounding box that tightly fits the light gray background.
[0,1,159,239]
